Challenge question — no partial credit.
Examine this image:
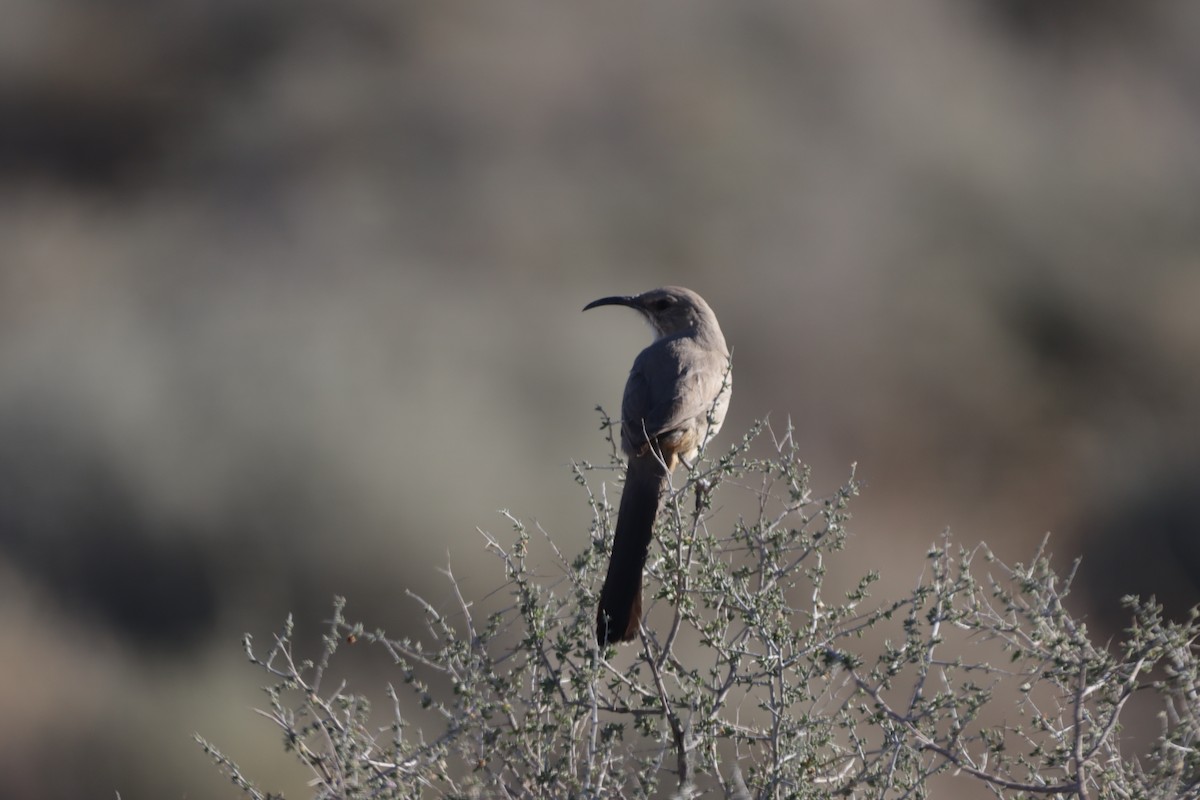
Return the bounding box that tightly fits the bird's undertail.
[596,454,667,645]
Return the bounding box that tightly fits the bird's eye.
[653,298,672,311]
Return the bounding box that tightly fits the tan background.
[1,1,1198,797]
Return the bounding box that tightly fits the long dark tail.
[596,454,667,645]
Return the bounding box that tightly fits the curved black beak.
[583,295,636,312]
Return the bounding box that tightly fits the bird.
[583,286,731,645]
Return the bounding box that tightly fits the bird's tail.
[596,454,667,645]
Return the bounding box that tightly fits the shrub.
[199,418,1200,799]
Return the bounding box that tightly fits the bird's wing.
[621,338,728,449]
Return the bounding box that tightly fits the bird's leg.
[694,479,708,515]
[689,459,718,513]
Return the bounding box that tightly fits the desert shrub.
[199,418,1200,799]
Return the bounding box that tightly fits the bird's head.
[583,286,715,339]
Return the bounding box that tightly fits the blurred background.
[1,0,1198,796]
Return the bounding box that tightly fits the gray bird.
[584,286,731,645]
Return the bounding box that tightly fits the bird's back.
[621,331,730,463]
